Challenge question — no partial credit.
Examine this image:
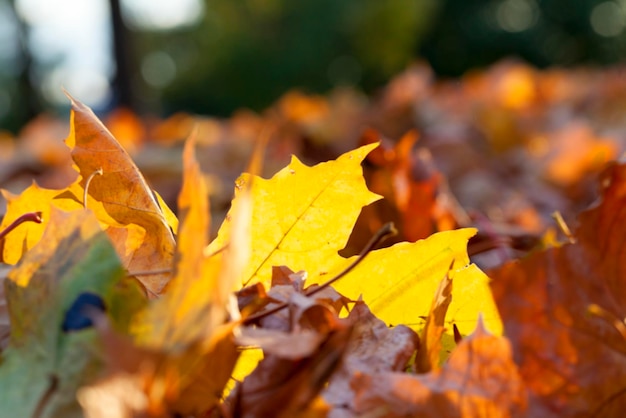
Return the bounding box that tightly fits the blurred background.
[2,0,626,133]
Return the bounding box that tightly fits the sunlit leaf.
[208,143,381,288]
[66,96,177,295]
[0,97,178,296]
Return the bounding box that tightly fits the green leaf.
[0,208,129,418]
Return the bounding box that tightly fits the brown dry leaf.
[491,161,626,417]
[352,320,526,418]
[324,301,419,418]
[66,95,177,295]
[228,326,352,418]
[415,270,453,373]
[236,327,326,359]
[242,265,350,333]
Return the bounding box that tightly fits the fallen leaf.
[416,269,453,373]
[0,208,127,417]
[352,320,527,418]
[310,229,502,343]
[0,97,178,296]
[126,135,242,415]
[0,182,84,264]
[66,95,177,295]
[491,161,626,416]
[208,143,381,288]
[324,300,419,417]
[228,326,352,418]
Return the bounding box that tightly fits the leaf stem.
[83,168,103,208]
[0,211,43,241]
[552,211,576,244]
[31,374,58,418]
[128,268,173,277]
[243,222,397,325]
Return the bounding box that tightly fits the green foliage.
[420,0,626,76]
[148,0,438,115]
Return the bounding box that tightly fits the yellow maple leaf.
[1,182,85,265]
[213,143,501,338]
[208,143,381,288]
[316,230,502,336]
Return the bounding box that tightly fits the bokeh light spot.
[141,51,177,88]
[590,1,625,37]
[496,0,538,33]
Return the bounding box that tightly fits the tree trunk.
[109,0,136,110]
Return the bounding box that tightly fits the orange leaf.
[491,161,626,416]
[415,270,453,373]
[66,95,177,295]
[128,134,243,415]
[352,320,526,417]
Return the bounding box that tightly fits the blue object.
[62,292,106,332]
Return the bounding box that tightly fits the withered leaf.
[324,301,419,418]
[0,97,178,296]
[415,269,453,373]
[491,161,626,416]
[352,320,526,418]
[229,326,352,418]
[66,96,177,295]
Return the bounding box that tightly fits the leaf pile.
[2,59,626,417]
[0,98,502,417]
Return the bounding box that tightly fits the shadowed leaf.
[0,208,126,418]
[491,161,626,417]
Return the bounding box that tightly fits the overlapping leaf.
[491,161,626,416]
[314,229,502,338]
[351,321,527,417]
[0,97,178,296]
[86,135,245,416]
[212,143,501,343]
[208,143,381,288]
[66,96,178,294]
[323,301,419,416]
[0,208,128,417]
